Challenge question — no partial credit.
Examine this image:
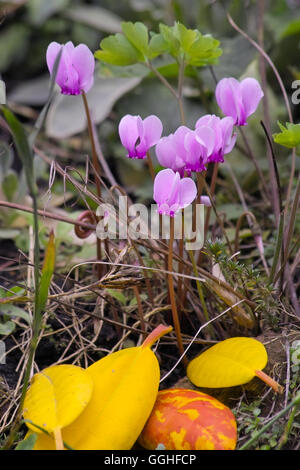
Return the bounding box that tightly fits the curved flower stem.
[168,216,187,367]
[81,91,102,198]
[146,60,178,99]
[177,58,186,125]
[146,151,155,182]
[81,91,103,277]
[146,59,185,126]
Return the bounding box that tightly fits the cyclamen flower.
[215,77,264,126]
[119,114,163,159]
[195,114,236,163]
[155,126,190,175]
[153,169,197,217]
[46,41,95,95]
[156,125,215,175]
[184,126,215,173]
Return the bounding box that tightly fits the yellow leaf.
[30,324,173,450]
[23,364,93,448]
[187,337,283,393]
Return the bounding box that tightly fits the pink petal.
[173,126,191,155]
[215,78,241,124]
[46,42,62,74]
[46,41,80,94]
[178,177,197,208]
[71,44,95,93]
[141,115,163,147]
[220,117,236,154]
[184,131,203,171]
[118,115,140,157]
[153,169,177,206]
[240,77,264,119]
[195,126,215,157]
[155,136,175,169]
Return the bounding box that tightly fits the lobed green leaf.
[95,33,142,66]
[121,21,149,58]
[273,121,300,149]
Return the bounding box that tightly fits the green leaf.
[121,21,149,57]
[36,231,55,317]
[159,23,181,58]
[280,18,300,39]
[107,289,127,306]
[95,33,142,66]
[2,170,18,201]
[175,22,198,52]
[2,107,36,197]
[148,33,169,58]
[158,22,222,66]
[187,33,222,66]
[0,320,15,335]
[15,433,38,450]
[0,304,30,324]
[273,121,300,149]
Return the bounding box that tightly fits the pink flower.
[195,114,236,163]
[184,126,215,173]
[153,169,197,217]
[156,125,216,175]
[155,126,190,175]
[46,41,95,95]
[119,114,163,159]
[215,77,264,126]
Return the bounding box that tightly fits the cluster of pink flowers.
[45,41,264,218]
[119,78,264,216]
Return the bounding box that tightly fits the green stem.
[3,186,41,450]
[177,58,186,125]
[239,394,300,450]
[277,402,299,450]
[188,250,214,337]
[146,60,178,100]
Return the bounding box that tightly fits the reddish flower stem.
[168,216,188,367]
[81,91,103,278]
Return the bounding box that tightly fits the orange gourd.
[139,388,237,450]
